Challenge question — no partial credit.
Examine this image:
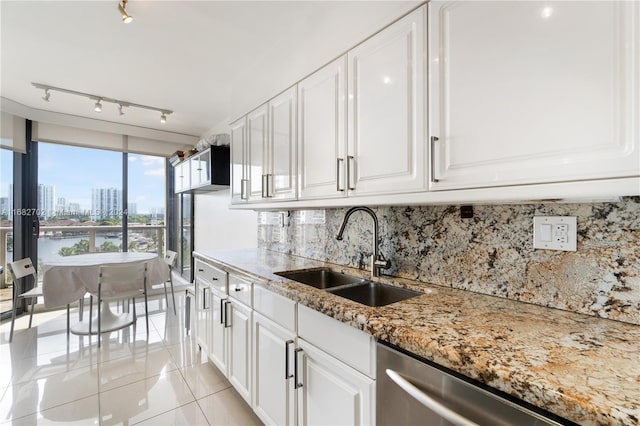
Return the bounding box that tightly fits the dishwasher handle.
[386,369,479,426]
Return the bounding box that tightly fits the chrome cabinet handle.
[336,158,345,192]
[261,174,267,198]
[430,136,439,183]
[224,300,231,328]
[294,348,303,389]
[267,174,274,197]
[386,369,478,426]
[240,179,248,200]
[347,156,356,190]
[202,288,207,309]
[285,340,294,380]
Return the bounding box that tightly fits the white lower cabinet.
[296,339,375,426]
[228,299,252,404]
[202,270,253,407]
[194,279,211,354]
[198,259,376,426]
[253,312,296,426]
[209,286,228,374]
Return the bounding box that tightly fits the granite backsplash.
[257,197,640,325]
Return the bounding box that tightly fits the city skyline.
[1,142,166,215]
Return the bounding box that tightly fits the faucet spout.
[335,206,390,277]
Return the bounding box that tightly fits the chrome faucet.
[336,206,390,278]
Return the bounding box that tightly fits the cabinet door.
[174,162,190,193]
[195,280,210,354]
[297,339,375,426]
[298,56,348,200]
[347,5,427,196]
[248,104,268,201]
[429,1,640,190]
[268,86,298,200]
[210,289,228,374]
[253,313,296,426]
[230,117,247,203]
[190,153,204,188]
[228,300,252,405]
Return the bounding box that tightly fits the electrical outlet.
[533,216,577,251]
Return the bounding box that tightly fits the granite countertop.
[194,248,640,426]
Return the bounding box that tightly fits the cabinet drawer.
[298,304,375,378]
[195,259,227,293]
[253,284,296,333]
[229,274,253,307]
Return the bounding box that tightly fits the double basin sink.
[275,268,421,307]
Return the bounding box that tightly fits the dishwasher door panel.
[376,343,564,426]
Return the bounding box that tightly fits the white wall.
[194,190,257,251]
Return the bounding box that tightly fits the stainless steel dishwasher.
[377,342,570,426]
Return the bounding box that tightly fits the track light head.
[160,113,167,124]
[119,0,133,23]
[42,89,51,102]
[94,99,103,113]
[118,104,125,115]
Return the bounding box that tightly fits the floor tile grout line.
[8,389,101,423]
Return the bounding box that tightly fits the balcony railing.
[0,225,165,287]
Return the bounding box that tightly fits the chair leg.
[97,296,102,348]
[9,282,19,343]
[169,275,176,315]
[28,296,36,329]
[143,286,149,335]
[163,280,169,312]
[79,297,84,321]
[67,304,70,337]
[89,296,94,335]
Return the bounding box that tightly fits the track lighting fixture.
[32,82,173,124]
[118,0,133,24]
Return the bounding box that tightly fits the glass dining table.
[42,252,169,335]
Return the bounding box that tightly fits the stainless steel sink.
[276,268,422,307]
[327,282,421,307]
[275,268,366,290]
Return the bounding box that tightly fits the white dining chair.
[162,250,177,315]
[7,258,42,342]
[89,262,149,347]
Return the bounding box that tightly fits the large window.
[0,147,14,315]
[36,142,166,262]
[127,153,166,253]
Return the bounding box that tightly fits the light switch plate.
[533,216,577,251]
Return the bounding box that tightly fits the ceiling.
[1,1,420,139]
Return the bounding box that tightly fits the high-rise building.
[8,184,13,221]
[0,197,9,219]
[91,187,122,220]
[127,203,138,215]
[38,184,55,220]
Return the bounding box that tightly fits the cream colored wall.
[194,190,257,250]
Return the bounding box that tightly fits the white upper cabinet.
[298,56,348,200]
[347,5,427,196]
[236,87,298,203]
[248,104,268,201]
[428,1,640,190]
[230,117,247,204]
[269,87,297,201]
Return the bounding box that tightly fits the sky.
[1,142,166,214]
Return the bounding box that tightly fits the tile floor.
[0,292,263,425]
